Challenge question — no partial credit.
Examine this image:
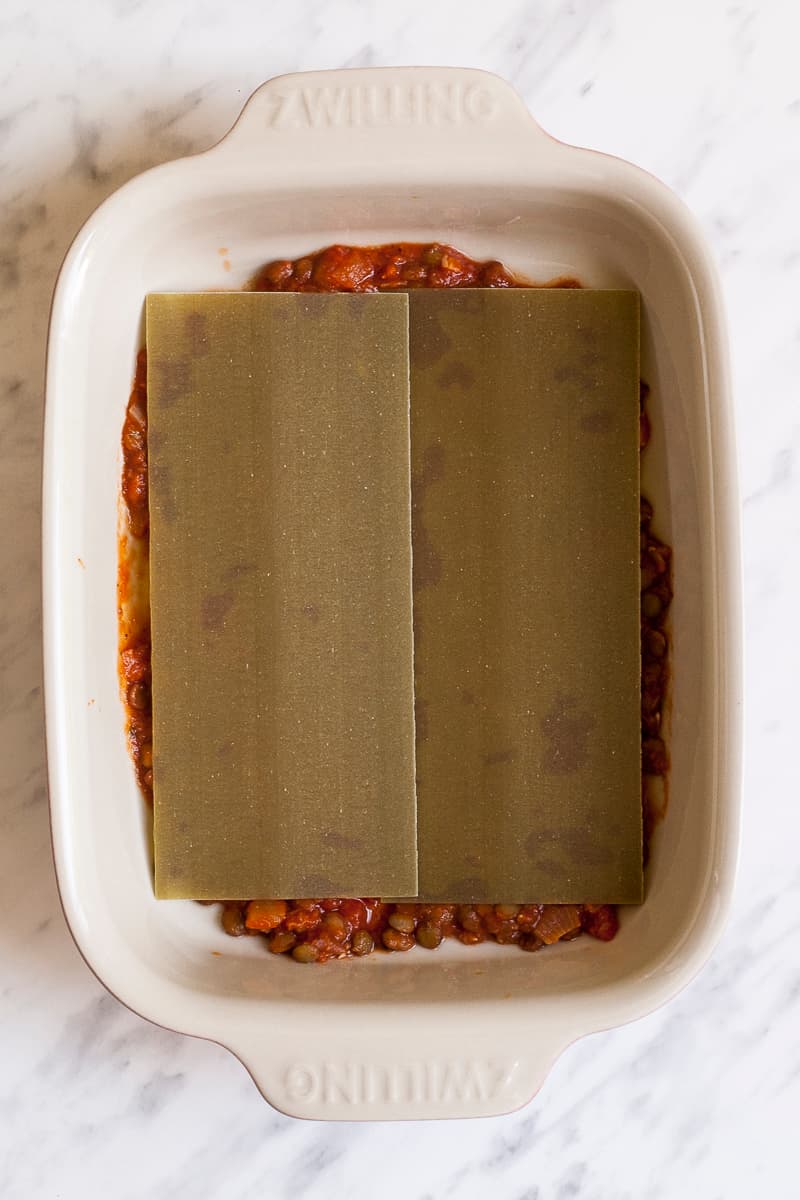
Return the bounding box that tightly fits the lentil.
[291,942,319,964]
[221,903,247,937]
[415,922,444,950]
[457,905,483,934]
[642,591,663,619]
[387,912,416,934]
[351,930,375,956]
[457,928,486,946]
[495,904,521,919]
[268,929,297,954]
[494,922,521,945]
[320,911,350,941]
[382,927,415,952]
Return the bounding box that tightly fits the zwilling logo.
[283,1059,513,1105]
[264,82,500,130]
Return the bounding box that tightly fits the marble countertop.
[1,0,796,1196]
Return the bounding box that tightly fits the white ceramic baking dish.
[43,67,741,1120]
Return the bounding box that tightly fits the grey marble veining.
[1,0,797,1196]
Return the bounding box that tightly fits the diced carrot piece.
[245,899,288,932]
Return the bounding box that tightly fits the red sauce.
[119,242,672,963]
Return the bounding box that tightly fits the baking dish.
[43,67,741,1120]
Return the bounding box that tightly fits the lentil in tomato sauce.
[119,242,672,963]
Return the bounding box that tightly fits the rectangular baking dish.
[43,67,741,1120]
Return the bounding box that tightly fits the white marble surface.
[1,0,797,1195]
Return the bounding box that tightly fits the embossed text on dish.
[283,1059,513,1105]
[263,83,500,130]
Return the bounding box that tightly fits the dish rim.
[42,65,742,1120]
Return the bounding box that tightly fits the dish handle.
[215,66,560,175]
[228,1020,569,1120]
